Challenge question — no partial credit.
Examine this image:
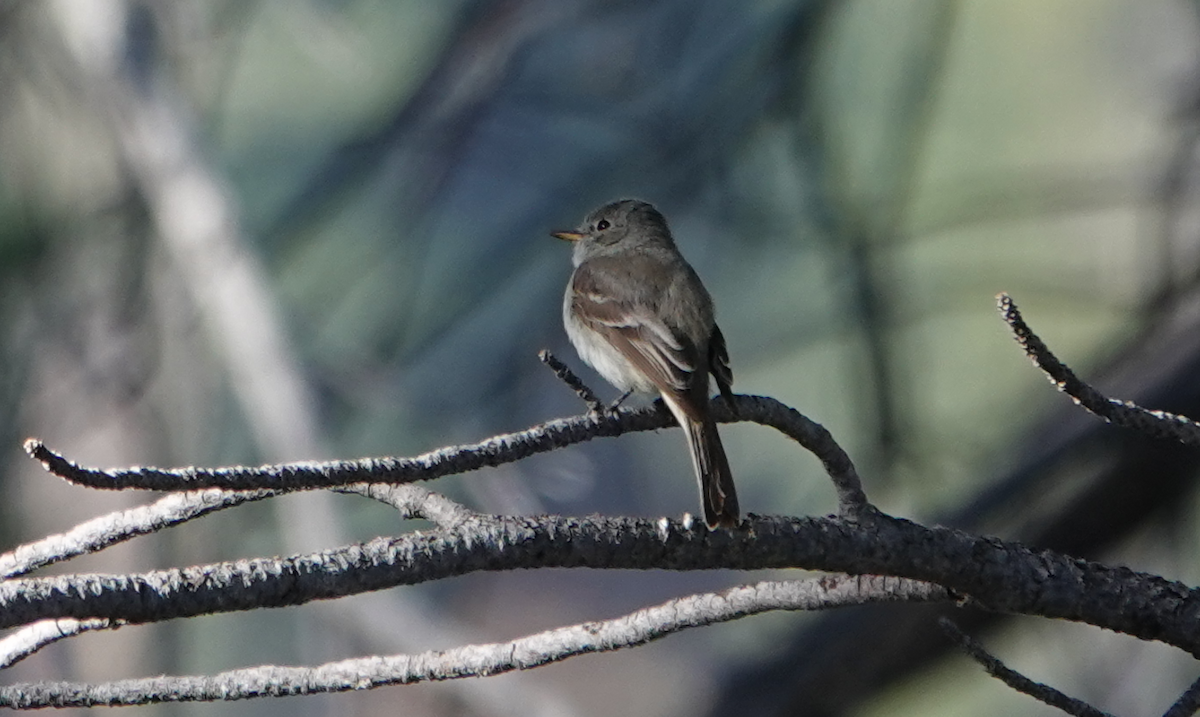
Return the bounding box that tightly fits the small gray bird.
[553,199,739,528]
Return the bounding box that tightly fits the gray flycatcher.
[553,199,740,528]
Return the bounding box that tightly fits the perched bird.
[553,199,739,528]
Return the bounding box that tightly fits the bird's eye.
[596,219,611,231]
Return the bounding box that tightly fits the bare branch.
[939,619,1114,717]
[24,393,871,518]
[0,489,273,578]
[0,512,1197,658]
[0,576,949,708]
[539,350,605,414]
[998,293,1200,445]
[333,484,478,528]
[0,619,119,670]
[12,302,1200,711]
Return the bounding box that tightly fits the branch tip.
[23,440,75,479]
[999,294,1200,447]
[23,438,45,459]
[940,618,1113,717]
[538,350,605,414]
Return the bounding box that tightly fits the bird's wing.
[709,323,734,401]
[570,263,702,417]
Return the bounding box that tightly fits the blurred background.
[2,0,1200,715]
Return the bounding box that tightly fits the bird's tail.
[682,415,740,529]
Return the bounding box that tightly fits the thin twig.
[24,393,872,518]
[939,618,1114,717]
[0,576,949,708]
[998,293,1200,445]
[0,619,118,669]
[0,489,273,578]
[538,350,605,414]
[334,484,478,528]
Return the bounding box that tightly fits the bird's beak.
[551,230,586,242]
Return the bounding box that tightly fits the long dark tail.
[683,416,740,528]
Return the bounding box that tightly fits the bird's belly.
[565,319,658,395]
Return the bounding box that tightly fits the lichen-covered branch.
[5,299,1200,713]
[0,576,947,708]
[0,619,119,671]
[998,293,1200,445]
[0,489,273,579]
[25,393,870,518]
[0,510,1197,661]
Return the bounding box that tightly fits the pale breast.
[562,286,658,395]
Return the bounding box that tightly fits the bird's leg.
[607,389,634,415]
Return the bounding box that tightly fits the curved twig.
[0,489,273,579]
[940,619,1114,717]
[0,619,119,670]
[998,293,1200,445]
[0,576,948,708]
[24,394,871,518]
